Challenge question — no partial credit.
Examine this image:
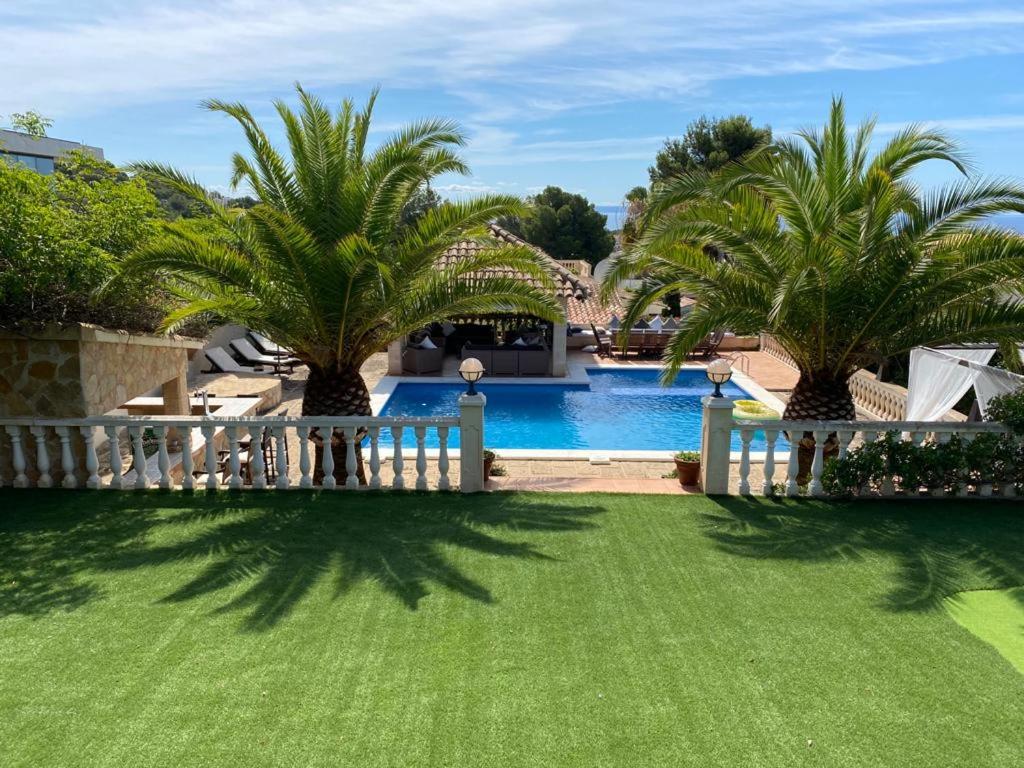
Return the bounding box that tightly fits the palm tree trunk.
[301,365,370,485]
[784,371,855,484]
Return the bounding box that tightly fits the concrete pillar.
[162,373,190,449]
[552,321,568,377]
[700,395,735,495]
[387,338,406,376]
[162,374,190,416]
[458,392,486,493]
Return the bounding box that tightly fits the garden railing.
[0,394,487,493]
[700,396,1013,498]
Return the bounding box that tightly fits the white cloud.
[433,182,501,196]
[471,135,666,166]
[3,0,1024,119]
[875,115,1024,134]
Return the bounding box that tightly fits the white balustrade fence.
[0,397,487,493]
[700,396,1014,498]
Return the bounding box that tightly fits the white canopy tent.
[906,346,1024,421]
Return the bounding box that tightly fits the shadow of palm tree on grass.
[0,491,602,631]
[701,497,1024,612]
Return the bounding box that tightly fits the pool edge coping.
[371,363,790,461]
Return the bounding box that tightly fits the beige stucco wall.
[0,324,203,484]
[0,324,202,418]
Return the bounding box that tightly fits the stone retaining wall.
[0,324,203,483]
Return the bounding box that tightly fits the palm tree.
[119,85,561,476]
[605,97,1024,423]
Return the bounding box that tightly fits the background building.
[0,128,103,174]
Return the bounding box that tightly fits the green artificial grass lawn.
[0,490,1022,767]
[945,587,1024,674]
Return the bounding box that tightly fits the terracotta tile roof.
[567,276,626,327]
[438,223,589,302]
[566,282,697,328]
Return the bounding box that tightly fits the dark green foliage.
[500,186,615,266]
[621,185,649,246]
[822,431,1022,497]
[400,183,442,229]
[609,98,1024,421]
[648,114,771,184]
[119,85,561,382]
[984,388,1024,433]
[0,152,169,332]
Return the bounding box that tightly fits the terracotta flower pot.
[674,458,701,487]
[484,452,496,478]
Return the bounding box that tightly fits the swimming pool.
[377,368,787,452]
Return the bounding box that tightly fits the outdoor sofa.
[460,342,550,376]
[402,344,444,374]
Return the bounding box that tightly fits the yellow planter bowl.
[732,399,781,420]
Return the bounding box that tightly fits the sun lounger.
[202,346,259,374]
[248,330,293,357]
[229,338,301,373]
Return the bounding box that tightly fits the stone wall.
[0,324,203,484]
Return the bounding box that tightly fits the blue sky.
[4,1,1024,207]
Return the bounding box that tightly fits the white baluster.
[957,432,973,497]
[368,426,382,490]
[344,429,359,489]
[299,428,312,489]
[227,425,243,489]
[391,426,405,490]
[5,426,29,488]
[437,426,451,491]
[785,434,800,497]
[155,425,172,489]
[202,423,218,490]
[837,430,853,460]
[30,426,52,488]
[129,426,149,489]
[105,425,124,489]
[320,426,336,489]
[55,426,77,488]
[249,425,266,489]
[180,426,194,490]
[415,426,428,491]
[935,431,954,496]
[275,427,289,489]
[761,428,777,496]
[910,431,924,448]
[809,429,826,497]
[879,433,895,496]
[738,428,752,496]
[80,425,100,489]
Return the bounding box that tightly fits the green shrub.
[0,153,183,333]
[984,389,1024,434]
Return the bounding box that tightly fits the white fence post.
[458,393,487,493]
[700,396,735,495]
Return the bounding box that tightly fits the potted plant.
[484,450,497,478]
[673,450,701,487]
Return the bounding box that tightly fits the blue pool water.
[378,368,788,452]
